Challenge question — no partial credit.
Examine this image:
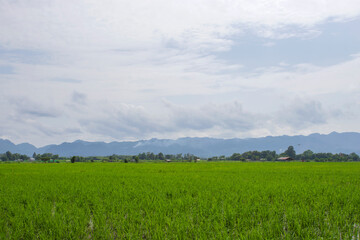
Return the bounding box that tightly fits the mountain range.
[1,132,360,157]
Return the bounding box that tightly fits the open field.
[1,162,360,239]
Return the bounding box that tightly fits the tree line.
[1,146,359,162]
[217,146,360,162]
[0,151,29,162]
[70,152,200,163]
[0,152,62,162]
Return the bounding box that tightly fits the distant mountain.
[1,132,360,157]
[0,139,38,156]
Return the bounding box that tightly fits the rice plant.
[1,162,360,239]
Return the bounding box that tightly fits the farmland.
[1,162,360,239]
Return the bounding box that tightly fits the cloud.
[80,101,247,140]
[8,97,59,118]
[274,100,331,129]
[1,0,359,53]
[1,52,360,146]
[0,1,360,146]
[164,100,257,131]
[52,78,82,84]
[262,42,276,47]
[71,91,87,105]
[254,25,322,40]
[79,103,166,139]
[78,99,344,141]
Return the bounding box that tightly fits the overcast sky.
[1,0,360,146]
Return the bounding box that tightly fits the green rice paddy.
[1,162,360,239]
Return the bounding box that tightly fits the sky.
[0,0,360,146]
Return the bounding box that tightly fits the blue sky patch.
[0,65,14,74]
[217,18,360,70]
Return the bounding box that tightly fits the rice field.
[1,162,360,239]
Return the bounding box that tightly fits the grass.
[1,162,360,239]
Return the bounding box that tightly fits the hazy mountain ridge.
[1,132,360,157]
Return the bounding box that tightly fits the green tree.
[71,156,76,163]
[41,157,50,163]
[284,146,296,159]
[6,151,13,161]
[230,153,243,161]
[158,152,165,160]
[302,150,313,160]
[1,153,8,161]
[139,152,146,160]
[349,152,359,161]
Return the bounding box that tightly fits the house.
[277,157,294,161]
[29,158,35,162]
[165,159,171,162]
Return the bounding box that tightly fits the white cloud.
[2,51,360,145]
[0,0,360,145]
[1,0,359,52]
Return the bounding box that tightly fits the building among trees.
[277,157,294,161]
